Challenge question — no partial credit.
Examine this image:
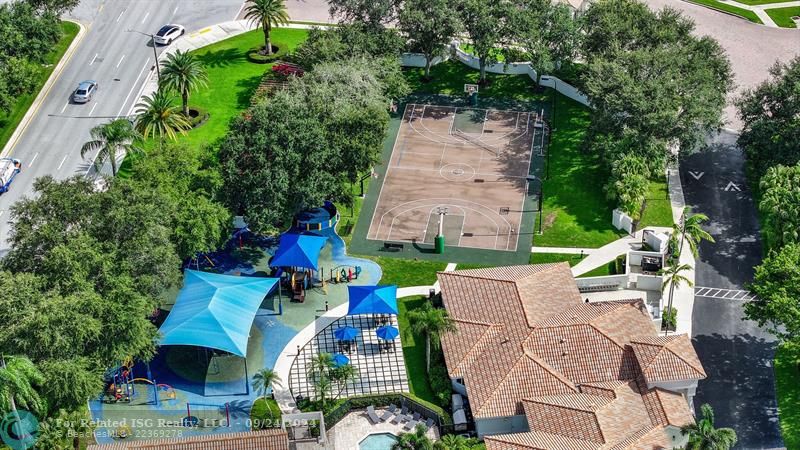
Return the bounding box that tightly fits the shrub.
[247,42,289,64]
[614,255,626,275]
[187,106,209,128]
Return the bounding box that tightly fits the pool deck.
[326,409,439,450]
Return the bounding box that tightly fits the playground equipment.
[184,402,231,428]
[104,365,134,404]
[328,265,362,284]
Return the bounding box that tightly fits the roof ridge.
[522,347,580,392]
[438,270,521,283]
[663,344,706,378]
[451,322,504,375]
[632,337,705,378]
[451,317,498,327]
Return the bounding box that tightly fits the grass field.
[397,295,439,406]
[0,21,80,150]
[685,0,763,23]
[766,6,800,27]
[372,257,448,287]
[577,260,617,278]
[776,342,800,448]
[638,179,675,229]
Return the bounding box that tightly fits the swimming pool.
[359,432,399,450]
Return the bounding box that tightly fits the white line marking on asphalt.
[28,153,38,167]
[116,9,125,22]
[60,102,68,113]
[116,54,125,68]
[141,11,149,23]
[89,103,98,116]
[89,53,98,65]
[58,154,68,170]
[115,59,149,119]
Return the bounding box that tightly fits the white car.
[153,24,185,45]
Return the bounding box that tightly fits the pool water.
[359,432,399,450]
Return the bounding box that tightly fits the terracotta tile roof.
[608,425,679,450]
[485,430,603,450]
[631,334,706,384]
[87,429,289,450]
[436,263,704,449]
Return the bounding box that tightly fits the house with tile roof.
[436,263,706,449]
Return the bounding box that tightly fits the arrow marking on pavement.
[723,181,741,192]
[688,171,704,180]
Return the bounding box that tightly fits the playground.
[89,207,382,444]
[367,102,543,253]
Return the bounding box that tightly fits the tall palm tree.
[393,424,434,450]
[244,0,290,55]
[681,403,737,450]
[0,355,44,426]
[309,352,334,381]
[80,119,141,176]
[159,50,209,116]
[670,206,715,260]
[434,434,472,450]
[408,302,457,372]
[330,364,357,400]
[658,263,693,334]
[252,367,282,403]
[134,89,191,143]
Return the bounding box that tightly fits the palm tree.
[330,364,357,400]
[80,119,141,176]
[0,355,44,429]
[134,89,191,143]
[252,367,282,403]
[681,403,737,450]
[393,424,434,450]
[658,263,693,334]
[309,353,334,381]
[408,302,457,372]
[244,0,290,56]
[159,50,209,116]
[434,434,472,450]
[670,206,715,260]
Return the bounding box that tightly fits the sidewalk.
[665,165,695,336]
[570,233,642,276]
[717,0,800,27]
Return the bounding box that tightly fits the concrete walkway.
[570,233,644,277]
[665,166,696,336]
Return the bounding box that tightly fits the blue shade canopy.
[347,285,398,315]
[270,233,328,271]
[376,325,399,341]
[332,353,350,367]
[334,326,359,341]
[158,270,278,357]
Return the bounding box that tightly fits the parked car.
[153,24,185,45]
[72,80,97,103]
[0,158,22,193]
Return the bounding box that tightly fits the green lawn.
[736,0,796,5]
[776,342,800,448]
[685,0,763,23]
[530,252,586,266]
[638,179,675,229]
[0,21,80,150]
[372,257,447,287]
[397,296,438,405]
[534,94,623,248]
[250,397,282,430]
[577,260,617,278]
[766,6,800,27]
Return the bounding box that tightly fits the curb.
[1,20,87,158]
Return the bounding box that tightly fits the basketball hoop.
[464,83,479,94]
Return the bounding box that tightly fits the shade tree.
[456,0,509,84]
[398,0,461,80]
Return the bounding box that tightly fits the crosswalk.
[694,286,757,301]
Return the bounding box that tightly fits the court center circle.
[439,163,476,182]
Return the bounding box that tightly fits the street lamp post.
[127,29,161,81]
[529,176,544,235]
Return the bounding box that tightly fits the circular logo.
[1,410,39,450]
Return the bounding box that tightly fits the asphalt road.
[0,0,244,256]
[681,131,782,449]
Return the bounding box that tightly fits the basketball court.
[367,101,545,252]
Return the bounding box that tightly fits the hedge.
[300,392,452,430]
[247,42,289,64]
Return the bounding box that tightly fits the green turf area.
[251,397,282,430]
[0,21,80,150]
[534,94,624,248]
[577,260,617,278]
[397,296,439,406]
[776,342,800,448]
[372,256,448,287]
[766,6,800,27]
[638,179,675,229]
[530,252,586,266]
[736,0,796,5]
[685,0,763,23]
[459,44,508,63]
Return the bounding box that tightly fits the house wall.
[475,415,530,438]
[648,379,700,404]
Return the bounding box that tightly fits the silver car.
[72,80,97,103]
[153,24,185,45]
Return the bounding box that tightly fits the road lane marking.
[115,59,150,119]
[116,9,126,23]
[89,53,98,65]
[28,153,38,167]
[141,11,150,23]
[116,54,125,68]
[89,103,98,116]
[58,154,68,170]
[723,181,741,192]
[688,171,704,180]
[60,102,68,113]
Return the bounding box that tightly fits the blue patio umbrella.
[332,353,350,367]
[376,325,399,341]
[334,326,359,341]
[347,285,399,315]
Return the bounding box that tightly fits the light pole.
[528,176,544,235]
[126,29,161,81]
